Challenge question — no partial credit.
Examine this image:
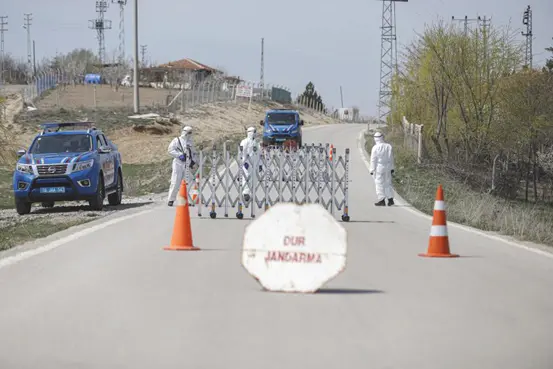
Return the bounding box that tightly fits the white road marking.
[0,209,154,270]
[356,129,553,259]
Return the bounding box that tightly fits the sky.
[1,0,552,116]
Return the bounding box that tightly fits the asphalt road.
[1,123,552,369]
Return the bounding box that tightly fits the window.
[266,113,297,125]
[96,134,107,149]
[31,134,92,154]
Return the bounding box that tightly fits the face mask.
[247,131,255,140]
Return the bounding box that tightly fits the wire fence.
[399,116,553,202]
[16,68,340,121]
[18,69,300,113]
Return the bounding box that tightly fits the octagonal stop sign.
[242,203,348,293]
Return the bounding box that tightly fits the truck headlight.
[73,159,94,172]
[16,163,33,174]
[290,129,298,134]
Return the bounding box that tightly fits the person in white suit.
[240,126,263,202]
[167,126,197,206]
[369,131,395,206]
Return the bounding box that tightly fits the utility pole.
[451,15,480,36]
[132,0,139,113]
[0,16,7,84]
[89,1,112,64]
[522,5,532,69]
[32,40,36,76]
[340,86,344,108]
[140,45,147,67]
[260,37,264,94]
[378,0,407,125]
[23,13,32,81]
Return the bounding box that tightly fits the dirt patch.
[35,85,170,110]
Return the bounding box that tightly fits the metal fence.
[179,142,351,221]
[16,69,298,113]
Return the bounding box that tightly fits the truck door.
[97,134,116,187]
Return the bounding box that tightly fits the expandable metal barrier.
[181,143,350,222]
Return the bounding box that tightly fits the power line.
[89,1,112,64]
[0,16,7,84]
[23,13,32,80]
[522,5,532,69]
[112,0,127,75]
[451,15,480,36]
[378,0,407,124]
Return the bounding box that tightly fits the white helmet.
[181,126,192,137]
[247,126,256,139]
[373,131,383,138]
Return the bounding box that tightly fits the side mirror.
[300,120,304,125]
[259,120,264,126]
[17,149,26,158]
[98,145,112,154]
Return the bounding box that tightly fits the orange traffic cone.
[164,180,200,251]
[418,184,458,258]
[329,144,334,161]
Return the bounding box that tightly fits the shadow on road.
[315,288,384,294]
[344,220,395,224]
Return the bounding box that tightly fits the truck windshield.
[30,134,92,154]
[267,113,296,125]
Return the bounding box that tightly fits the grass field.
[367,132,553,246]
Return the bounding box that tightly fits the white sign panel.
[242,203,347,293]
[235,84,253,98]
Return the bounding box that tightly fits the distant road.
[0,124,552,369]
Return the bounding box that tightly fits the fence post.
[492,154,500,190]
[417,124,423,164]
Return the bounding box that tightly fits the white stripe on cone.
[430,225,448,237]
[434,200,445,211]
[175,191,188,206]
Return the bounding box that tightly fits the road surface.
[0,124,552,369]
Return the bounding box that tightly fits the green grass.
[366,132,553,246]
[0,217,93,251]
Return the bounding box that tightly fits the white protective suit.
[369,132,395,202]
[167,126,198,203]
[240,127,262,197]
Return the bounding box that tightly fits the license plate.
[40,187,65,194]
[275,138,286,142]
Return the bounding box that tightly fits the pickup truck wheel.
[15,199,32,215]
[89,176,105,211]
[108,172,123,206]
[41,201,55,208]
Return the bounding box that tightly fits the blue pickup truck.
[13,122,124,215]
[259,109,304,148]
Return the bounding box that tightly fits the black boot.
[374,199,386,206]
[168,201,174,207]
[387,198,394,206]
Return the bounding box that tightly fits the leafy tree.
[50,48,101,82]
[297,82,326,111]
[393,20,523,163]
[545,38,553,73]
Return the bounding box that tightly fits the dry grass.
[0,217,92,251]
[367,132,553,247]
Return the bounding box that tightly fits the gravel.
[0,193,166,231]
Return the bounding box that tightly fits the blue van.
[259,109,304,148]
